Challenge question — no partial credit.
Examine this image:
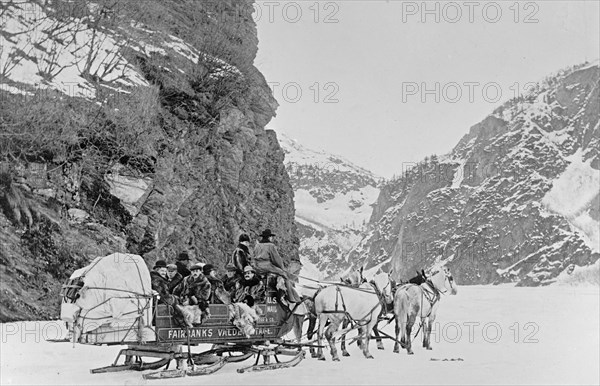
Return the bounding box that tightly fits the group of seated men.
[150,251,265,316]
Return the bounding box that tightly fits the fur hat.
[153,260,167,270]
[190,263,203,272]
[260,229,275,238]
[202,264,215,275]
[177,252,190,261]
[239,233,250,243]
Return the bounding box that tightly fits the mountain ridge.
[348,62,599,286]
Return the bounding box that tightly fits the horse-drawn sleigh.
[58,253,310,379]
[57,253,458,379]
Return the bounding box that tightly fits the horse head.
[371,272,394,305]
[341,267,366,287]
[428,267,458,295]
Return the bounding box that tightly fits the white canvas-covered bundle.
[60,253,156,344]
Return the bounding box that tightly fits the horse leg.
[316,314,328,361]
[361,318,378,359]
[393,317,401,353]
[421,317,429,348]
[307,314,318,358]
[325,317,342,362]
[405,315,416,355]
[424,314,436,350]
[373,321,384,350]
[341,318,350,357]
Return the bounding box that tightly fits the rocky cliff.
[0,0,297,322]
[348,63,599,285]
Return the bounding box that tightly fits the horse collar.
[423,281,441,305]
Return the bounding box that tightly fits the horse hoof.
[366,355,374,359]
[342,352,350,357]
[333,357,340,362]
[393,348,399,353]
[377,346,385,350]
[311,353,319,359]
[426,347,432,351]
[318,356,326,361]
[408,351,414,355]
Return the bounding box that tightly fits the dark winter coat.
[253,239,301,303]
[221,273,241,294]
[253,240,289,278]
[230,244,251,275]
[206,275,226,304]
[176,261,191,278]
[233,275,265,303]
[151,271,175,305]
[167,272,184,293]
[173,274,211,310]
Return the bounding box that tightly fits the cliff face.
[0,0,297,321]
[348,64,599,285]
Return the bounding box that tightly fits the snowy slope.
[276,131,381,279]
[0,2,238,99]
[1,286,598,385]
[348,63,600,286]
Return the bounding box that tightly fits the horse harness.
[420,280,441,318]
[321,281,387,328]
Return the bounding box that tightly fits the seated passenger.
[203,264,227,304]
[150,260,175,305]
[166,263,183,293]
[173,263,211,318]
[221,263,240,298]
[234,265,265,304]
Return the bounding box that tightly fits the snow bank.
[1,286,598,385]
[294,186,379,230]
[0,3,147,98]
[542,153,600,252]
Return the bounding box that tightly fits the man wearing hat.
[234,265,265,303]
[173,263,211,318]
[229,233,251,276]
[253,229,301,303]
[203,264,226,304]
[176,252,192,278]
[221,264,241,295]
[151,260,175,305]
[166,263,183,293]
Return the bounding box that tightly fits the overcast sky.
[254,1,600,178]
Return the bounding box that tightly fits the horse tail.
[394,288,410,336]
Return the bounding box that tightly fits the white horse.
[314,272,393,361]
[393,267,458,354]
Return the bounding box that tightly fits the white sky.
[255,0,600,178]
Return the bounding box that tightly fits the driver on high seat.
[252,229,301,303]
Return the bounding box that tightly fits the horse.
[314,272,393,361]
[285,268,366,358]
[393,266,458,355]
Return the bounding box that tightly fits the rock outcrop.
[0,1,297,321]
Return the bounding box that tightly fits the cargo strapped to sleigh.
[60,253,156,345]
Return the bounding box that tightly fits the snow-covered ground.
[2,285,598,385]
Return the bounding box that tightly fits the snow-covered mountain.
[348,63,600,286]
[276,132,380,279]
